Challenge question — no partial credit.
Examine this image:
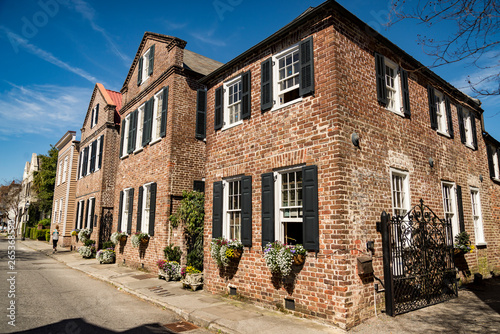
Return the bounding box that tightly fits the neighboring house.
[113,32,222,269]
[0,182,21,231]
[18,153,39,236]
[74,83,122,248]
[200,1,499,329]
[51,131,79,247]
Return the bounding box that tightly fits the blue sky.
[0,0,498,182]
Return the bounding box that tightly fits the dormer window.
[137,45,155,86]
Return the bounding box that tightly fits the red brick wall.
[203,8,499,330]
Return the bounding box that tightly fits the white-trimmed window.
[141,48,151,84]
[86,197,94,229]
[135,104,145,152]
[223,77,242,129]
[463,109,474,148]
[95,136,101,171]
[57,161,62,185]
[140,184,152,233]
[86,144,92,176]
[151,89,164,141]
[78,151,84,179]
[76,200,84,230]
[91,104,98,128]
[121,188,131,232]
[59,198,63,224]
[53,200,58,223]
[493,149,500,180]
[385,59,401,114]
[470,188,485,245]
[434,90,448,134]
[62,156,68,183]
[275,167,303,245]
[273,44,301,109]
[442,182,459,238]
[391,169,410,217]
[121,114,131,157]
[223,178,242,240]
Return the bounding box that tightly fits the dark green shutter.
[457,106,466,144]
[149,183,156,236]
[120,119,126,157]
[148,45,155,76]
[90,108,95,128]
[456,185,465,233]
[128,110,137,154]
[82,147,88,176]
[260,58,273,111]
[98,135,103,169]
[75,201,80,229]
[261,172,274,247]
[90,140,97,173]
[487,145,495,178]
[302,165,319,251]
[160,87,169,138]
[401,68,411,118]
[427,85,438,130]
[195,89,207,140]
[471,113,478,150]
[142,98,153,146]
[77,151,82,178]
[137,186,143,232]
[118,191,123,232]
[299,36,314,97]
[137,57,143,86]
[84,199,89,229]
[241,175,252,247]
[241,71,251,120]
[212,181,223,238]
[375,53,387,106]
[214,86,223,131]
[127,188,134,235]
[445,96,454,138]
[95,104,99,125]
[90,198,95,230]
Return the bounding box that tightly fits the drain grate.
[163,321,198,333]
[148,286,173,297]
[132,274,156,280]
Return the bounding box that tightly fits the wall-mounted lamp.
[351,132,360,147]
[428,158,434,168]
[479,174,483,182]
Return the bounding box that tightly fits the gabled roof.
[82,83,122,128]
[105,89,122,111]
[55,131,77,150]
[183,49,223,76]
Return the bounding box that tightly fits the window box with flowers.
[210,238,243,267]
[181,266,203,291]
[131,232,150,247]
[96,248,116,264]
[263,241,307,277]
[157,259,181,281]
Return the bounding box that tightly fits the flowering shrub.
[263,241,307,276]
[78,228,91,243]
[96,248,116,264]
[110,231,126,245]
[131,232,150,247]
[210,238,243,267]
[454,231,475,253]
[157,260,181,280]
[71,229,79,236]
[181,265,201,278]
[78,245,95,258]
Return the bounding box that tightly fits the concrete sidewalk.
[19,239,500,334]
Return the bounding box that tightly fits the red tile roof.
[106,89,122,111]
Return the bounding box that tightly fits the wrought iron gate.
[99,208,113,248]
[380,199,457,316]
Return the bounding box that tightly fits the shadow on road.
[14,318,177,334]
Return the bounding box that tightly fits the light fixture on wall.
[351,132,360,147]
[428,158,434,168]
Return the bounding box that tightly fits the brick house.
[113,32,222,269]
[199,0,500,329]
[51,131,79,246]
[74,83,122,248]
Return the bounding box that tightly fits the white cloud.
[0,83,91,138]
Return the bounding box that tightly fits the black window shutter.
[84,199,89,229]
[90,108,95,128]
[457,106,466,144]
[98,135,103,169]
[427,85,438,130]
[193,180,205,193]
[149,183,156,236]
[302,165,319,251]
[136,186,143,232]
[90,140,97,173]
[445,96,454,138]
[160,86,169,138]
[95,104,99,125]
[137,56,143,86]
[400,68,411,118]
[128,110,138,154]
[241,175,252,247]
[299,36,314,97]
[77,151,82,179]
[127,188,134,234]
[195,89,207,140]
[90,198,95,230]
[487,145,495,178]
[261,172,275,247]
[456,185,465,233]
[148,44,155,76]
[82,147,89,176]
[260,58,273,111]
[241,71,251,120]
[214,86,223,131]
[471,113,478,150]
[81,201,85,230]
[120,119,126,157]
[75,201,80,229]
[142,98,153,146]
[212,181,223,238]
[118,191,123,232]
[375,53,387,106]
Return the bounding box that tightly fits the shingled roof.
[183,49,223,76]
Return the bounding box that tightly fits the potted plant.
[454,231,475,254]
[96,248,116,264]
[157,259,181,281]
[292,244,307,265]
[181,266,203,290]
[78,228,91,244]
[78,239,96,259]
[210,238,244,267]
[263,241,307,277]
[110,231,127,245]
[131,232,150,247]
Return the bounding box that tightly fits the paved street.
[0,238,211,334]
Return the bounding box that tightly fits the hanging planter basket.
[293,254,306,266]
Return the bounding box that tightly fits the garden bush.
[163,244,182,262]
[102,241,114,249]
[45,230,50,242]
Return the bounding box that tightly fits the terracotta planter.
[293,254,306,266]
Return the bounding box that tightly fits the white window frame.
[463,109,475,149]
[121,114,131,158]
[86,197,94,230]
[390,169,410,217]
[59,198,63,224]
[62,156,68,183]
[78,151,84,179]
[274,167,304,245]
[57,161,62,185]
[222,178,242,240]
[140,183,153,234]
[135,104,146,152]
[91,105,98,128]
[151,88,164,143]
[441,181,459,239]
[434,90,449,135]
[384,58,402,115]
[493,149,500,180]
[223,76,243,130]
[121,188,131,233]
[470,188,485,245]
[95,136,101,171]
[53,200,58,223]
[140,49,151,85]
[76,200,84,230]
[271,44,302,111]
[86,144,92,176]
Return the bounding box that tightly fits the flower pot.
[182,273,203,291]
[120,235,128,242]
[140,237,149,245]
[293,254,306,266]
[158,269,172,281]
[231,249,242,259]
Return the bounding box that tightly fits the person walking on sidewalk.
[52,225,59,253]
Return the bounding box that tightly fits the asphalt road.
[0,237,211,334]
